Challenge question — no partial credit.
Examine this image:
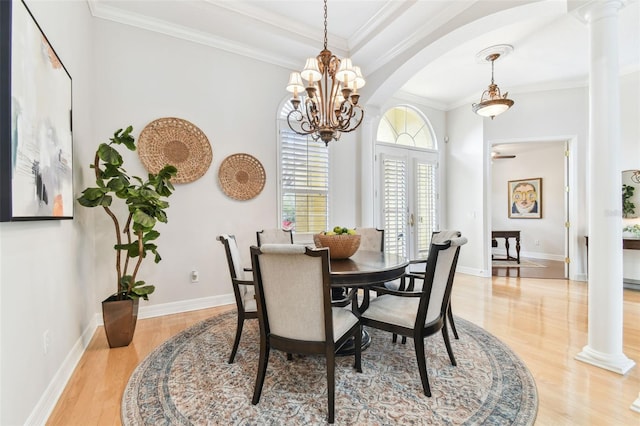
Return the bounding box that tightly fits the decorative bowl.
[313,233,361,259]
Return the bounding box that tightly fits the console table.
[492,230,521,264]
[584,236,640,250]
[584,236,640,277]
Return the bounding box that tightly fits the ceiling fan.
[491,151,516,159]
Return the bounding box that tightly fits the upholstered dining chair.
[217,234,258,364]
[402,230,463,341]
[250,244,362,424]
[256,228,294,246]
[386,230,462,344]
[356,227,384,252]
[361,234,467,397]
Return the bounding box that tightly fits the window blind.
[280,129,329,233]
[415,161,436,258]
[382,156,408,257]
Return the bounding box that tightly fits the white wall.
[491,143,566,260]
[91,18,283,306]
[0,1,95,424]
[444,106,486,276]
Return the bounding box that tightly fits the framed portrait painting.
[0,0,73,221]
[508,177,542,219]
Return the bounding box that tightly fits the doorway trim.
[484,135,580,281]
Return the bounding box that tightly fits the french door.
[376,144,439,260]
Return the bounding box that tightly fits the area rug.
[122,311,538,425]
[492,259,545,268]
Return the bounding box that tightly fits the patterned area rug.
[122,311,537,425]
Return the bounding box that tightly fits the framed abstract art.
[508,177,542,219]
[0,0,73,221]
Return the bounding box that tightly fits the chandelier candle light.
[472,44,514,119]
[286,0,365,145]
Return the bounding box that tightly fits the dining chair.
[356,227,384,252]
[403,230,462,341]
[250,243,362,424]
[256,228,294,246]
[389,230,462,344]
[361,233,467,397]
[217,234,258,364]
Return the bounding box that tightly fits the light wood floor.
[492,257,566,279]
[47,275,640,425]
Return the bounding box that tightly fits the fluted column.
[574,0,635,375]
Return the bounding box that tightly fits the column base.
[575,345,636,374]
[631,392,640,413]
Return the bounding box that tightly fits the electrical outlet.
[535,240,540,246]
[43,330,51,355]
[191,270,199,283]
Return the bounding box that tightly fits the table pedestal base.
[336,329,371,356]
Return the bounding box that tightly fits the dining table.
[329,249,409,355]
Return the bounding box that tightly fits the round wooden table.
[330,250,410,289]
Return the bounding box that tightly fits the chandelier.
[472,45,514,119]
[285,0,365,145]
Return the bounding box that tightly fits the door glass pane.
[382,155,407,257]
[415,161,437,259]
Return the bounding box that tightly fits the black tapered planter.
[102,295,139,348]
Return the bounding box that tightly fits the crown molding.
[87,0,300,70]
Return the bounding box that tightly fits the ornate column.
[574,0,635,375]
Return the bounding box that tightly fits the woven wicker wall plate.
[138,117,212,184]
[218,153,266,201]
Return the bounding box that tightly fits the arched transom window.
[377,105,436,150]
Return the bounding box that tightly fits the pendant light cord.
[490,58,495,85]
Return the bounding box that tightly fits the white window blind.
[280,128,329,233]
[382,155,408,257]
[415,161,437,258]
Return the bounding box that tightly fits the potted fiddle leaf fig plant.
[77,126,177,347]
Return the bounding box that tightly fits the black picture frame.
[0,0,73,222]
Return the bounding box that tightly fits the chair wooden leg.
[228,314,244,364]
[447,304,459,340]
[354,326,362,373]
[252,338,270,405]
[414,337,431,397]
[442,323,457,366]
[326,352,336,424]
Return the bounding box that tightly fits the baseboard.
[492,249,564,261]
[30,293,236,425]
[457,265,491,277]
[24,316,98,426]
[137,294,235,321]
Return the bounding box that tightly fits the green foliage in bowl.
[323,226,357,236]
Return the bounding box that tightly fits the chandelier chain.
[323,0,328,50]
